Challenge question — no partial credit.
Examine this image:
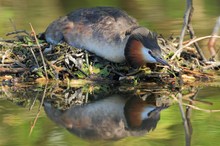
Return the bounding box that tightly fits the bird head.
[124,95,168,131]
[125,27,170,68]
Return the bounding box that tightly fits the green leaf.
[100,67,110,77]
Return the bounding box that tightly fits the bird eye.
[148,50,152,55]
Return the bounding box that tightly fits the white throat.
[141,105,156,119]
[141,47,157,63]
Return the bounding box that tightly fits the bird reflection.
[44,93,169,140]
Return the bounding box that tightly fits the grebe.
[45,7,169,68]
[44,93,168,139]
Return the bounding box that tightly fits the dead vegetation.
[0,27,219,87]
[0,0,220,86]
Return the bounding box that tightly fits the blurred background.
[0,0,219,35]
[0,0,219,56]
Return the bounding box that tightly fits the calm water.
[0,0,219,37]
[0,83,220,146]
[0,0,220,146]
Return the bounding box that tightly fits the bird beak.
[154,56,171,67]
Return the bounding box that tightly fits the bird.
[44,7,169,68]
[44,93,168,140]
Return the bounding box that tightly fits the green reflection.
[0,83,220,146]
[0,0,219,37]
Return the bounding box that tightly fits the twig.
[29,92,39,111]
[184,88,197,146]
[208,16,220,59]
[183,36,220,49]
[187,15,207,62]
[29,23,48,80]
[8,19,32,40]
[9,18,17,31]
[172,35,220,60]
[85,51,89,67]
[9,19,19,40]
[76,66,89,77]
[0,67,28,74]
[1,49,11,64]
[182,102,220,112]
[203,61,220,70]
[29,47,40,68]
[6,30,30,37]
[111,68,125,77]
[176,93,190,145]
[172,0,206,62]
[176,0,193,59]
[183,93,213,105]
[181,67,214,78]
[29,83,48,136]
[5,56,26,68]
[171,94,220,113]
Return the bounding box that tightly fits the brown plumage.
[125,39,146,68]
[44,7,169,68]
[124,96,164,131]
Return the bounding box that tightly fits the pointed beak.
[147,49,170,67]
[153,55,171,67]
[151,53,171,67]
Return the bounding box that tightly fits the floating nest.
[0,30,218,86]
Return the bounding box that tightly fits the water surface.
[0,0,219,37]
[0,83,220,146]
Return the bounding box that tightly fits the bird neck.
[124,37,146,68]
[124,27,162,68]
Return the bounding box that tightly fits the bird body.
[44,94,167,139]
[45,7,169,67]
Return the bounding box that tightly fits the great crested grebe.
[45,7,169,68]
[44,93,168,139]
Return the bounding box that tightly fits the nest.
[0,30,218,86]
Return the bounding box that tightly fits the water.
[0,83,220,146]
[0,0,220,146]
[0,0,219,37]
